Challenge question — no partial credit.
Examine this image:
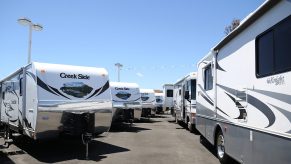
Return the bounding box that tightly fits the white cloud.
[136,72,144,77]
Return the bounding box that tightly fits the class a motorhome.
[162,84,174,114]
[173,72,197,132]
[196,0,291,163]
[154,92,164,114]
[110,82,142,122]
[140,89,156,117]
[0,62,112,142]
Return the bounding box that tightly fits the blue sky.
[0,0,264,89]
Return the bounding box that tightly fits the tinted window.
[274,17,291,72]
[256,16,291,77]
[167,90,173,97]
[204,65,213,91]
[191,80,196,100]
[256,30,274,76]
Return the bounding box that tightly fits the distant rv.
[173,72,197,132]
[110,82,142,123]
[196,1,291,163]
[0,62,112,144]
[154,92,164,114]
[162,84,174,114]
[140,89,156,117]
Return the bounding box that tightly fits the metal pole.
[115,63,123,82]
[28,24,32,64]
[118,66,120,82]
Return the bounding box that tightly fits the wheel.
[187,122,193,133]
[216,131,229,164]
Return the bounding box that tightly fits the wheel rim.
[217,134,225,159]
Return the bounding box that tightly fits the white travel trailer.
[0,62,112,143]
[154,92,164,114]
[196,1,291,163]
[110,82,142,122]
[173,72,197,132]
[140,89,156,117]
[162,84,174,114]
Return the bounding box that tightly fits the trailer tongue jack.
[82,132,92,160]
[81,113,95,160]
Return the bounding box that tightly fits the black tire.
[187,122,194,133]
[216,130,230,164]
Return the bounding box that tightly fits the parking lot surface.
[0,115,221,164]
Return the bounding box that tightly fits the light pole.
[115,63,123,82]
[18,17,43,64]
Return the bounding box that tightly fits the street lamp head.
[33,24,43,31]
[17,17,32,26]
[115,63,123,67]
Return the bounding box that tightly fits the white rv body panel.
[110,82,142,120]
[173,72,197,129]
[196,1,291,163]
[155,92,164,113]
[1,62,113,139]
[140,89,156,117]
[163,84,174,113]
[140,89,156,109]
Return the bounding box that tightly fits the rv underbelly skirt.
[35,100,112,139]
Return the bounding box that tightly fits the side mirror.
[185,91,190,100]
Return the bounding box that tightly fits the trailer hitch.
[82,132,93,160]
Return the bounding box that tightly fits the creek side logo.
[60,73,90,80]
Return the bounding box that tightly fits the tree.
[224,19,240,35]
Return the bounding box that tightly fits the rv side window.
[19,78,23,96]
[191,79,196,100]
[179,89,181,95]
[204,65,213,91]
[256,15,291,77]
[167,90,173,97]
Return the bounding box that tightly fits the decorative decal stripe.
[86,80,109,100]
[218,84,276,128]
[96,81,109,97]
[112,97,141,102]
[253,89,291,105]
[247,95,275,128]
[26,71,36,82]
[269,104,291,132]
[198,84,213,101]
[216,61,226,72]
[200,93,213,106]
[225,92,246,119]
[48,85,71,100]
[217,84,246,101]
[216,107,229,117]
[37,76,70,99]
[37,77,59,96]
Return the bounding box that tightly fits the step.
[4,139,13,143]
[12,133,21,137]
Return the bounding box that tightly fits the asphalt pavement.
[0,115,222,164]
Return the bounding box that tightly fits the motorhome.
[110,82,142,123]
[154,92,164,114]
[140,89,156,117]
[196,1,291,163]
[0,62,112,144]
[162,84,174,114]
[173,72,197,132]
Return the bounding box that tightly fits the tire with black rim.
[187,121,193,133]
[216,130,229,164]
